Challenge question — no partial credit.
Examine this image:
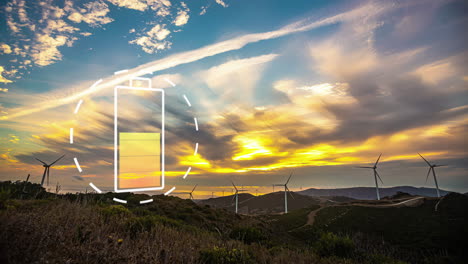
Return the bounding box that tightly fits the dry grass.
[0,199,347,264]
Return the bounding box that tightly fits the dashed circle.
[71,77,199,204]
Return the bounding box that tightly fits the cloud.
[3,1,393,120]
[30,34,71,66]
[72,175,84,181]
[107,0,149,11]
[150,73,183,88]
[130,24,172,53]
[107,0,171,15]
[3,0,113,67]
[0,44,12,54]
[215,0,228,8]
[66,1,113,27]
[0,66,13,84]
[0,88,8,93]
[412,53,468,86]
[173,2,189,26]
[197,54,279,104]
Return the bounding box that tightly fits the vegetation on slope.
[311,194,468,263]
[2,181,464,263]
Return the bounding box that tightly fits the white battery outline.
[114,77,165,193]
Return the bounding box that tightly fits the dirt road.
[304,196,425,226]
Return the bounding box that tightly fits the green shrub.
[314,232,355,258]
[199,246,252,264]
[229,226,266,244]
[101,205,131,220]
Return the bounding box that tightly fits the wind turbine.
[172,184,198,199]
[418,153,446,198]
[273,171,294,213]
[231,181,247,214]
[35,155,65,186]
[357,154,384,200]
[188,184,197,199]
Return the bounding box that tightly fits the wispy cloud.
[197,53,279,104]
[3,1,395,120]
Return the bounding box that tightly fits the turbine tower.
[357,154,384,200]
[35,155,65,186]
[231,181,247,214]
[418,153,446,198]
[273,171,294,213]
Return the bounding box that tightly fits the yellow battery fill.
[118,132,161,189]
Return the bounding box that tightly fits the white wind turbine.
[231,181,247,214]
[172,184,198,199]
[357,154,384,200]
[273,171,294,213]
[418,153,446,198]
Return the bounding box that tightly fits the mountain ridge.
[298,186,450,200]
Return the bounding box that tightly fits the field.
[1,181,467,264]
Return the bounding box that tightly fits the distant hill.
[298,186,450,200]
[382,191,414,200]
[199,192,320,214]
[198,193,254,209]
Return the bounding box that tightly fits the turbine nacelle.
[35,155,65,186]
[418,153,445,198]
[357,154,383,200]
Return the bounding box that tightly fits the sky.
[0,0,467,198]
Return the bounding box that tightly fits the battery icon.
[114,77,165,192]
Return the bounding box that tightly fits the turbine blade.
[35,158,47,165]
[285,170,294,185]
[49,154,65,166]
[434,164,447,167]
[41,168,47,186]
[287,187,295,200]
[376,171,384,185]
[374,153,382,167]
[357,166,374,168]
[418,153,432,166]
[231,181,238,191]
[425,167,431,183]
[191,184,198,193]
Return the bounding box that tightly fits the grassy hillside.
[199,192,320,214]
[2,181,465,263]
[310,194,468,263]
